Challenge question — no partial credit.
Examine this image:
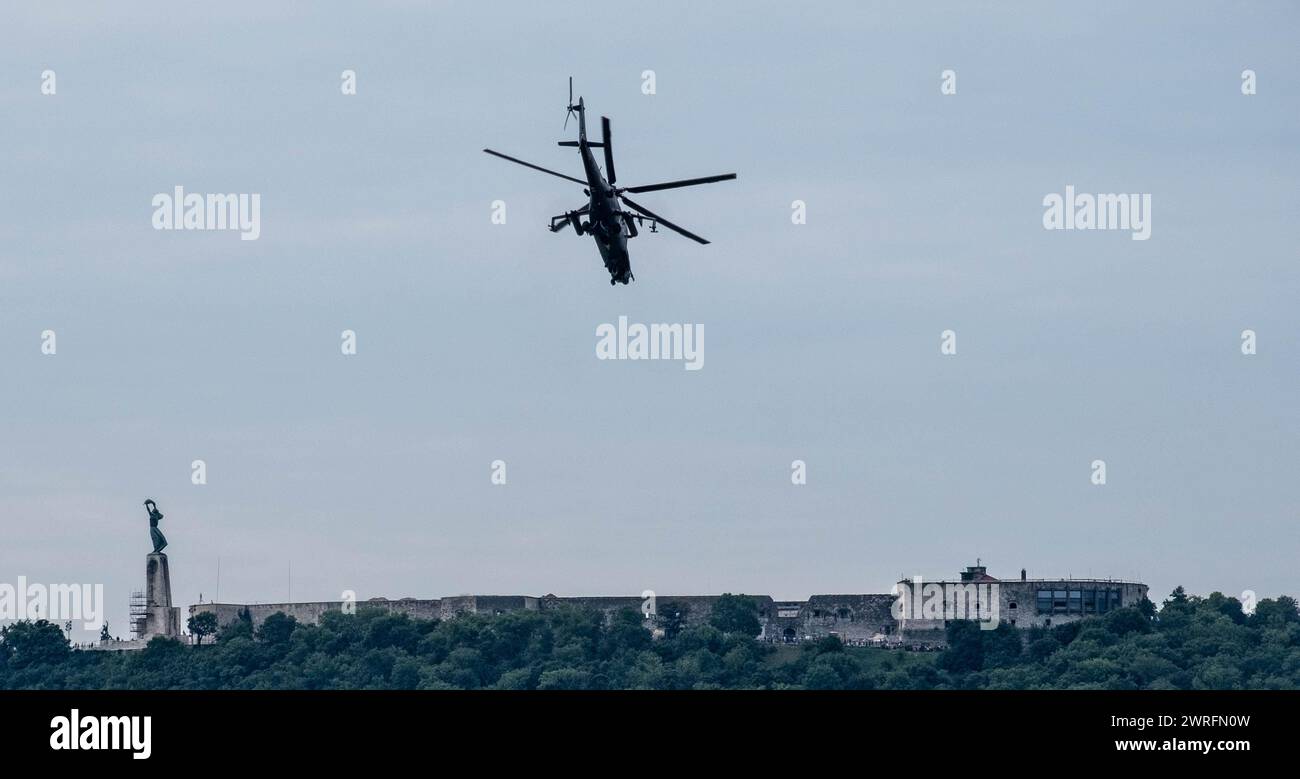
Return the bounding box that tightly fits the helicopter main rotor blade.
[618,195,710,244]
[620,173,736,194]
[483,149,587,185]
[601,116,616,185]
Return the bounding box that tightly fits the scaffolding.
[129,590,148,639]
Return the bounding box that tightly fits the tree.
[1102,606,1152,637]
[537,668,592,690]
[1,620,71,669]
[218,616,254,642]
[655,601,689,640]
[1252,596,1299,628]
[709,594,761,638]
[2,585,1296,691]
[256,612,298,645]
[1027,636,1061,661]
[811,635,844,655]
[604,608,652,653]
[136,635,185,674]
[803,660,845,690]
[188,611,219,646]
[981,622,1023,668]
[364,614,422,653]
[938,620,984,673]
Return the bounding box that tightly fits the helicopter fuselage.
[483,79,733,287]
[574,103,634,285]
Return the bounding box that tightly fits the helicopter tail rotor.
[563,76,578,130]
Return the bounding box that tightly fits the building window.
[1098,589,1123,614]
[1009,601,1017,610]
[1034,588,1127,615]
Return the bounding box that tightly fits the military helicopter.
[484,78,736,285]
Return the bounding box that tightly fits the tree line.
[1,589,1296,689]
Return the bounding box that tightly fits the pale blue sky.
[1,2,1297,640]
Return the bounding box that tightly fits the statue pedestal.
[144,552,181,639]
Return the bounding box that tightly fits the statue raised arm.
[144,498,168,554]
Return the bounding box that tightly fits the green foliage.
[188,612,219,646]
[939,620,984,673]
[256,613,298,645]
[928,590,1300,690]
[811,635,844,655]
[654,601,689,640]
[708,594,762,637]
[1,620,71,671]
[1,588,1296,690]
[218,617,253,642]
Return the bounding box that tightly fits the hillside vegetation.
[2,589,1296,690]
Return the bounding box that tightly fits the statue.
[144,498,167,554]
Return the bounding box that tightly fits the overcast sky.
[2,2,1297,640]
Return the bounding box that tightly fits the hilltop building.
[186,564,1147,647]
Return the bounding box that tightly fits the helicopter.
[484,78,736,286]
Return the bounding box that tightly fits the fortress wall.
[438,596,478,618]
[189,601,347,629]
[364,598,443,622]
[190,598,443,629]
[185,578,1150,648]
[544,594,784,633]
[797,594,898,642]
[994,581,1148,629]
[469,595,539,614]
[895,579,1150,639]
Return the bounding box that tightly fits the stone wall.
[895,576,1149,640]
[185,570,1150,648]
[796,594,898,643]
[189,597,443,630]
